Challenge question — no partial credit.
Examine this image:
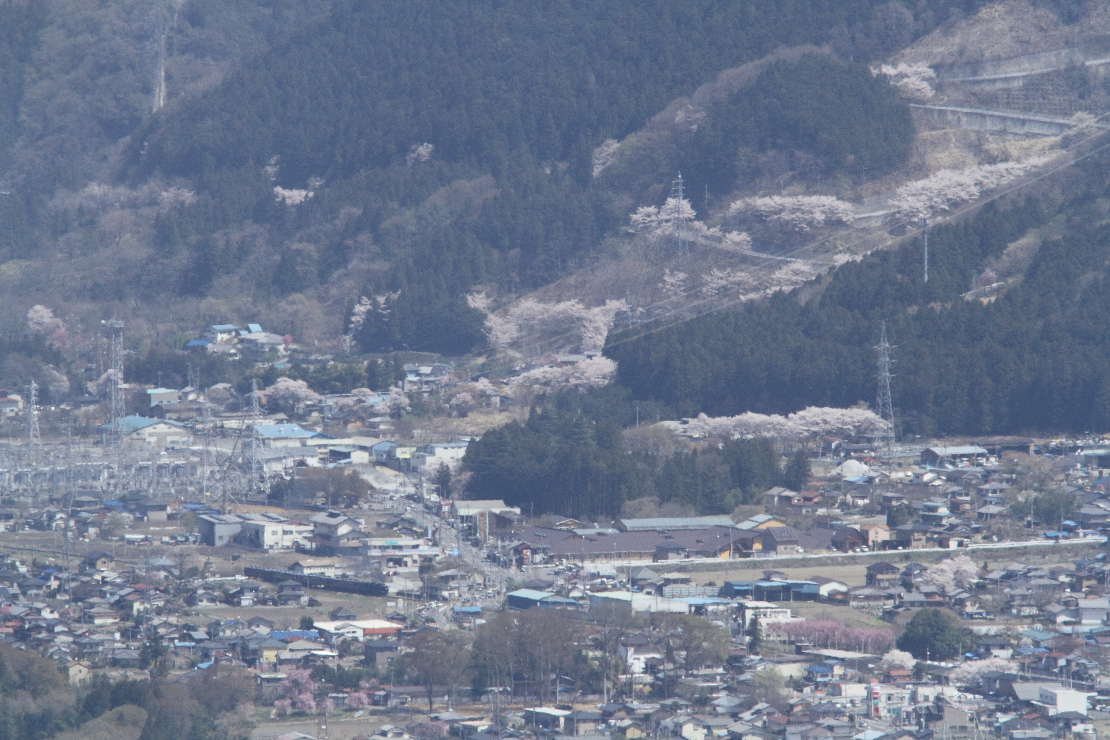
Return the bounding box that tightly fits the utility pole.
[920,217,929,284]
[876,322,896,468]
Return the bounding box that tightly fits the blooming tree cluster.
[158,186,198,209]
[880,648,916,671]
[770,620,894,653]
[263,378,322,408]
[467,294,629,354]
[680,406,887,441]
[875,63,937,101]
[729,195,855,231]
[628,197,698,236]
[382,386,411,417]
[592,138,620,178]
[26,305,64,337]
[273,186,313,206]
[508,356,617,400]
[406,142,435,166]
[347,291,402,340]
[700,267,749,298]
[87,368,122,397]
[889,159,1047,219]
[444,377,495,416]
[949,657,1018,687]
[630,196,752,249]
[273,669,319,715]
[920,554,979,594]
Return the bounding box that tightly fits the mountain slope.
[0,0,974,349]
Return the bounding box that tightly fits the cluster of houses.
[9,535,1110,740]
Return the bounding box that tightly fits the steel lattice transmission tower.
[875,322,896,463]
[670,172,689,260]
[247,379,267,506]
[25,380,40,448]
[102,319,126,446]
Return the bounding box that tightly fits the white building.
[737,600,799,629]
[588,591,688,613]
[1036,687,1093,716]
[238,517,312,550]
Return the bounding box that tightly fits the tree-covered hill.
[0,0,963,350]
[606,143,1110,437]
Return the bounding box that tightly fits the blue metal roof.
[271,630,320,640]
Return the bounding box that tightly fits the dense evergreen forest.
[673,55,914,212]
[607,152,1110,437]
[462,386,807,518]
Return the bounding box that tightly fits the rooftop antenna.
[25,380,40,449]
[670,172,689,260]
[876,322,896,469]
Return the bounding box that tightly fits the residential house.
[761,527,799,556]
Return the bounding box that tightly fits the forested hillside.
[0,0,983,354]
[607,147,1110,437]
[128,0,937,353]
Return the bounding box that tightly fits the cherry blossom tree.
[273,186,313,206]
[771,621,894,653]
[880,648,916,671]
[508,356,617,404]
[921,555,979,594]
[26,305,64,336]
[949,657,1018,687]
[469,296,628,355]
[275,669,318,715]
[729,195,855,231]
[406,142,434,166]
[158,187,198,209]
[263,378,321,411]
[382,386,410,418]
[889,159,1047,220]
[660,270,688,302]
[875,63,936,101]
[87,368,122,397]
[592,138,620,178]
[681,406,887,441]
[628,197,697,236]
[700,268,747,299]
